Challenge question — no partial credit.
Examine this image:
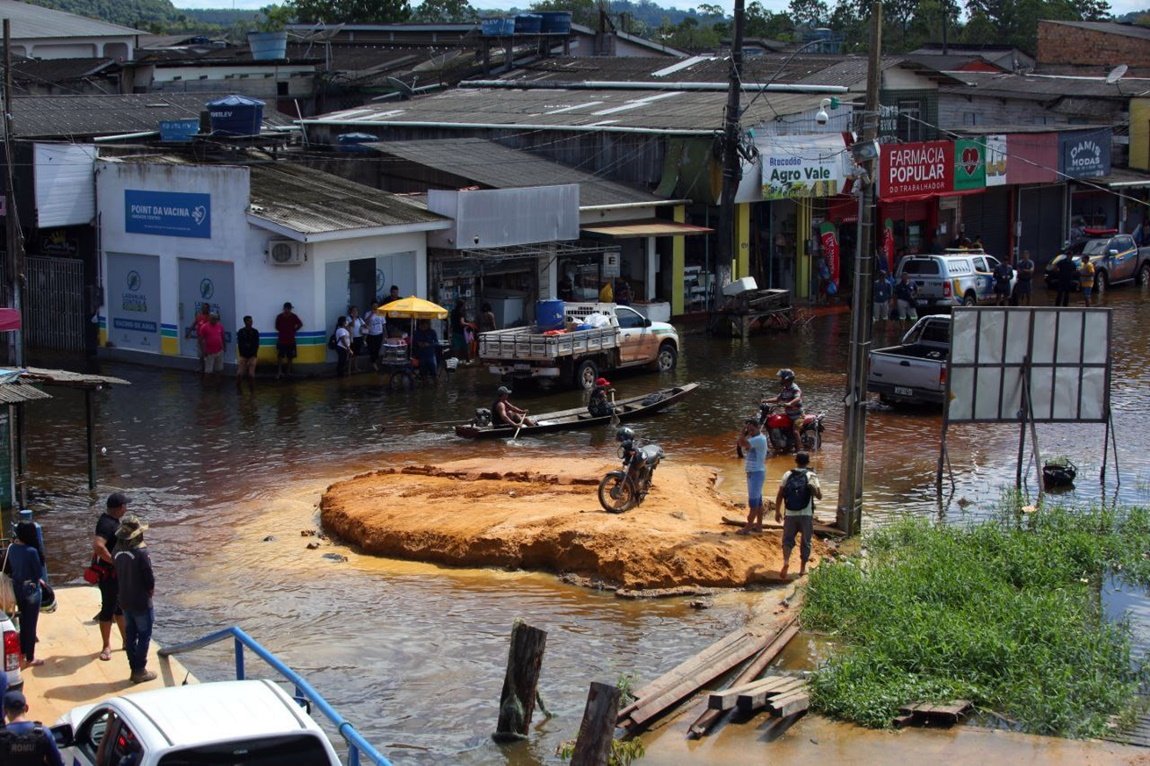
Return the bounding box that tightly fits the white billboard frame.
[937,306,1115,496]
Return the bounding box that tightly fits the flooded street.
[17,286,1150,764]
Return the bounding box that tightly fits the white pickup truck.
[867,315,951,406]
[53,679,343,765]
[479,302,680,390]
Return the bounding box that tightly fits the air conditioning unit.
[267,240,304,266]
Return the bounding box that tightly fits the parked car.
[896,251,1015,309]
[2,611,22,690]
[1044,228,1150,291]
[53,679,342,765]
[867,315,952,406]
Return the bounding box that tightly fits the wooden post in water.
[570,682,621,766]
[493,619,547,742]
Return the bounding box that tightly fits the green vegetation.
[802,504,1150,737]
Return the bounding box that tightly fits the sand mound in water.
[320,456,831,592]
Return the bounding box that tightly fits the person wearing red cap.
[588,377,615,418]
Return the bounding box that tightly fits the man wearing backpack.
[1,690,65,765]
[774,452,822,579]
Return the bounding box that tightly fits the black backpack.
[328,333,338,350]
[783,468,812,511]
[0,724,50,764]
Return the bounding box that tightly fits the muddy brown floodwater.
[14,289,1150,764]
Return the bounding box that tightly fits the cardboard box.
[722,276,758,297]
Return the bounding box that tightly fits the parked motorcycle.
[759,402,826,454]
[598,436,665,513]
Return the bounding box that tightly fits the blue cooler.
[536,300,566,331]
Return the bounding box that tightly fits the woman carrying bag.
[3,521,47,668]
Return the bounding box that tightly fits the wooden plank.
[686,619,799,739]
[624,633,772,729]
[617,628,756,722]
[707,676,788,711]
[892,713,916,728]
[570,682,621,766]
[771,693,810,718]
[737,678,807,714]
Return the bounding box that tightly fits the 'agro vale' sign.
[760,136,849,200]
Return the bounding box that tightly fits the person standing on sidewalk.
[92,493,127,663]
[114,514,156,685]
[364,301,386,371]
[774,452,822,579]
[2,523,46,669]
[736,417,768,535]
[1079,254,1096,307]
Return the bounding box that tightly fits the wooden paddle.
[512,410,528,441]
[610,391,620,428]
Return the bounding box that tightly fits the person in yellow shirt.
[1078,255,1096,307]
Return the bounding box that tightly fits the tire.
[962,291,977,306]
[802,428,822,451]
[598,472,636,513]
[1095,269,1108,294]
[574,358,598,390]
[1138,262,1150,287]
[655,342,678,372]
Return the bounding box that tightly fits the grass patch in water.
[802,504,1150,737]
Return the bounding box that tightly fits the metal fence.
[26,256,85,352]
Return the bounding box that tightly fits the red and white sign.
[879,141,954,200]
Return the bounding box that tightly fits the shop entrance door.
[178,259,235,358]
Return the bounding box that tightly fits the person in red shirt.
[192,303,212,374]
[197,312,226,383]
[275,301,303,380]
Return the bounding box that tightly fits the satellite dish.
[1106,64,1128,84]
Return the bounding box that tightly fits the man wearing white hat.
[114,514,156,684]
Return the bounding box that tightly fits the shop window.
[897,100,923,142]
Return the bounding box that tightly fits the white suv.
[897,250,1016,308]
[55,679,342,765]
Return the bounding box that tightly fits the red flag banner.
[819,221,840,291]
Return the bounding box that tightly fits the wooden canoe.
[453,383,699,439]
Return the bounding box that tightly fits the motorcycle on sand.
[598,427,665,513]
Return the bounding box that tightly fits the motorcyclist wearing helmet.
[764,369,804,450]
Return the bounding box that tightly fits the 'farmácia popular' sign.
[879,141,953,199]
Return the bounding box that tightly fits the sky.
[173,0,1150,17]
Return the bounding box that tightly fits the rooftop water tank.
[481,17,516,36]
[539,11,572,34]
[206,95,264,137]
[514,13,543,34]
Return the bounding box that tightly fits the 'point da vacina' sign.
[879,141,954,200]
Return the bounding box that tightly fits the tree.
[530,0,598,28]
[411,0,479,23]
[961,0,1110,51]
[745,1,794,40]
[289,0,411,24]
[788,0,829,28]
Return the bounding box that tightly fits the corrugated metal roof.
[942,71,1143,99]
[248,162,448,234]
[1043,20,1150,41]
[11,57,116,87]
[0,382,50,403]
[365,138,664,207]
[306,87,825,134]
[20,367,130,388]
[0,0,141,38]
[11,93,292,139]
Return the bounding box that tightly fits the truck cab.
[54,679,342,766]
[1044,228,1149,291]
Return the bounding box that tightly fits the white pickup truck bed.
[867,316,952,406]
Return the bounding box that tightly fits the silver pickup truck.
[867,315,951,406]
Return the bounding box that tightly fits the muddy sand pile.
[320,456,832,593]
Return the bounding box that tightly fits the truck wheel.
[1095,269,1108,293]
[1139,262,1150,287]
[655,342,678,372]
[574,359,598,390]
[962,292,977,306]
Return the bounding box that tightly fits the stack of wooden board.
[893,700,972,728]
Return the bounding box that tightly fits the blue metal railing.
[158,626,391,766]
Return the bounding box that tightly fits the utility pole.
[835,1,883,537]
[716,0,745,306]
